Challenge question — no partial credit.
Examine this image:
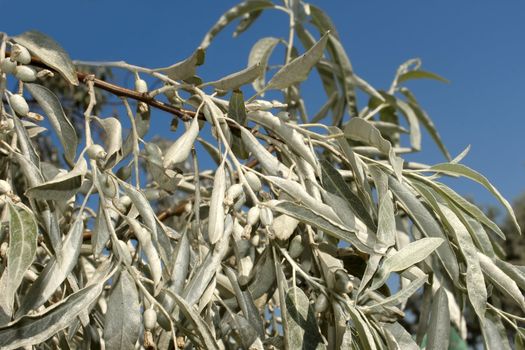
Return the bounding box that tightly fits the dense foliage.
[0,1,524,349]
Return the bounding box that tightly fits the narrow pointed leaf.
[13,30,78,85]
[208,162,226,244]
[120,180,157,241]
[263,33,329,92]
[15,219,84,317]
[478,252,525,311]
[345,118,402,178]
[309,5,339,38]
[431,180,506,240]
[438,205,486,323]
[228,90,247,126]
[122,107,150,158]
[229,90,249,158]
[11,114,40,167]
[103,270,141,350]
[284,287,325,349]
[366,276,427,312]
[482,314,512,350]
[346,305,377,350]
[202,63,263,91]
[371,238,443,290]
[400,88,451,160]
[163,115,200,168]
[240,126,297,180]
[320,159,376,231]
[376,195,396,248]
[248,110,318,168]
[494,258,525,291]
[92,201,110,258]
[25,168,83,201]
[200,0,274,49]
[153,48,205,81]
[327,35,358,117]
[426,287,450,350]
[388,176,459,282]
[0,282,105,349]
[398,70,449,84]
[383,322,419,350]
[273,200,373,254]
[26,84,78,163]
[233,8,263,37]
[396,99,421,151]
[430,163,520,234]
[248,37,280,92]
[1,204,38,315]
[93,116,122,162]
[168,292,220,350]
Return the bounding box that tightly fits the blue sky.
[3,0,525,216]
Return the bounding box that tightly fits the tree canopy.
[0,1,523,349]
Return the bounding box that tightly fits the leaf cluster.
[0,2,523,349]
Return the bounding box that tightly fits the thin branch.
[6,51,195,119]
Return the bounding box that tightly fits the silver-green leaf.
[0,282,105,349]
[284,287,326,350]
[26,83,78,163]
[200,0,275,49]
[248,37,280,92]
[426,287,450,350]
[13,30,79,85]
[103,270,141,350]
[15,219,84,317]
[262,33,329,92]
[153,48,205,81]
[0,204,38,316]
[201,63,263,91]
[371,238,443,290]
[388,176,459,282]
[430,162,521,235]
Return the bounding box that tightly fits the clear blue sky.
[3,1,525,215]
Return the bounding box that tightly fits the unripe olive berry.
[314,293,329,313]
[250,233,260,247]
[86,144,107,160]
[11,44,31,64]
[260,207,273,227]
[0,242,8,258]
[247,206,260,226]
[118,195,132,209]
[224,184,243,206]
[14,65,37,82]
[0,180,12,195]
[0,58,17,74]
[288,235,304,259]
[334,269,353,294]
[244,172,262,192]
[135,78,148,93]
[143,308,157,330]
[1,118,15,131]
[9,94,29,116]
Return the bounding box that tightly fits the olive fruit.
[9,94,29,116]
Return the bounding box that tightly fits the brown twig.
[6,51,197,119]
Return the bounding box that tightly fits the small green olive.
[9,94,30,116]
[11,44,31,64]
[86,144,107,160]
[14,65,37,82]
[143,308,157,330]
